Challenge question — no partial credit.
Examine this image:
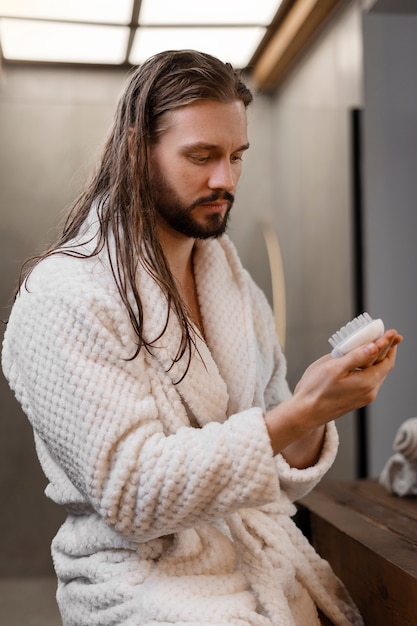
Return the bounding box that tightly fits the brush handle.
[331,319,385,358]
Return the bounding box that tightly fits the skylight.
[0,19,129,64]
[0,0,133,24]
[0,0,282,68]
[138,0,278,25]
[129,27,267,68]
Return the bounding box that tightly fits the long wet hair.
[19,50,253,379]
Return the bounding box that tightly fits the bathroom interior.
[0,0,416,623]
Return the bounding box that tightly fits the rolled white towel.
[379,452,417,496]
[393,417,417,461]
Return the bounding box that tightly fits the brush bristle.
[329,312,373,349]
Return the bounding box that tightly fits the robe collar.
[139,237,258,427]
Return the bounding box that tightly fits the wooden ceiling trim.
[252,0,344,91]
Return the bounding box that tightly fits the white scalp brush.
[328,312,384,358]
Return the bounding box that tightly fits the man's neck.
[156,221,204,336]
[156,221,196,291]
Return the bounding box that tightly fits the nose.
[208,159,237,193]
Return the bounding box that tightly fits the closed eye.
[181,142,249,165]
[189,153,244,165]
[189,154,210,164]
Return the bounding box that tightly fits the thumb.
[341,342,380,370]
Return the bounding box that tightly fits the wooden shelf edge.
[252,0,344,91]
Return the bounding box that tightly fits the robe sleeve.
[2,259,283,543]
[246,273,339,501]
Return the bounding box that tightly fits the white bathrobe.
[2,227,363,626]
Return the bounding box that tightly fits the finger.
[373,331,402,364]
[375,329,402,347]
[345,333,399,370]
[369,343,399,368]
[342,341,381,370]
[374,341,396,363]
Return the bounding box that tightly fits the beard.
[149,169,234,239]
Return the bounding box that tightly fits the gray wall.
[0,66,128,575]
[362,4,417,475]
[262,0,364,481]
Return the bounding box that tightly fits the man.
[2,50,401,626]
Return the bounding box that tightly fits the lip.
[199,202,228,212]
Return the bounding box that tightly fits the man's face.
[149,99,249,240]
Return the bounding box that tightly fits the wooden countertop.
[299,480,417,625]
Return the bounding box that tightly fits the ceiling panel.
[0,1,347,95]
[0,0,284,68]
[0,19,130,64]
[0,0,133,24]
[129,26,266,68]
[138,0,279,25]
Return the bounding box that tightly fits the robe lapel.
[138,236,257,427]
[138,258,229,427]
[193,237,258,417]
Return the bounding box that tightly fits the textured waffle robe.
[2,215,363,626]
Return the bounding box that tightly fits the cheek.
[153,146,209,196]
[234,166,242,185]
[158,154,192,186]
[171,164,207,192]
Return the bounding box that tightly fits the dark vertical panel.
[351,108,368,478]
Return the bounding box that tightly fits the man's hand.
[264,329,402,466]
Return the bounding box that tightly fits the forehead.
[157,99,248,150]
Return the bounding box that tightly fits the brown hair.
[20,50,253,380]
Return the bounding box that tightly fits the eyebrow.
[180,142,250,154]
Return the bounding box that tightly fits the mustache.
[188,191,234,211]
